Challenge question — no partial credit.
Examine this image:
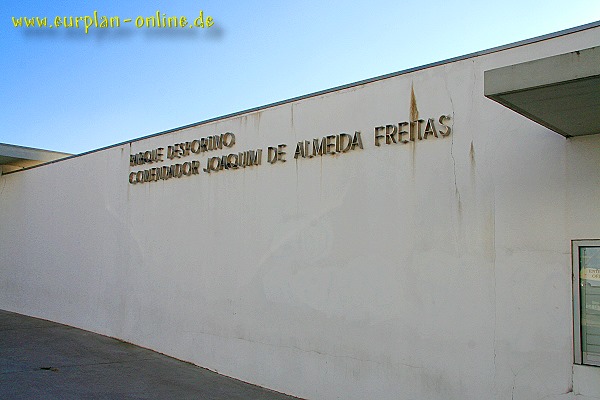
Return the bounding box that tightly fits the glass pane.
[580,246,600,365]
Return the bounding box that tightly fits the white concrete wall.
[1,26,599,400]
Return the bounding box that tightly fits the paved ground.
[0,310,302,399]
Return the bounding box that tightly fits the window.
[573,240,600,366]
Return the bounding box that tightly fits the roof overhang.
[0,143,71,174]
[484,46,600,138]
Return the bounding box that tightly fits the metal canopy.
[484,46,600,138]
[0,143,71,173]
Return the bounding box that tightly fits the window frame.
[573,239,600,366]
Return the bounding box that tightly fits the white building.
[1,22,599,400]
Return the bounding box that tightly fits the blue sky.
[1,1,599,154]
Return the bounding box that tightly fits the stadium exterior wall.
[1,24,600,400]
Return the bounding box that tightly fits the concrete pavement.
[0,310,302,399]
